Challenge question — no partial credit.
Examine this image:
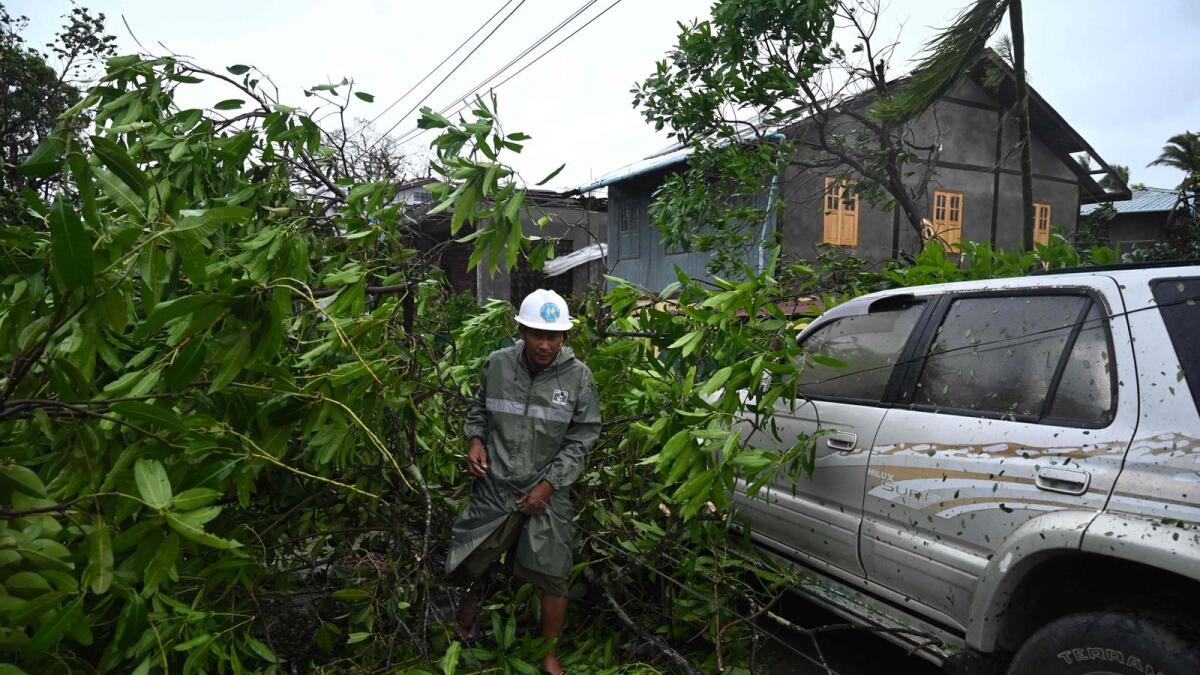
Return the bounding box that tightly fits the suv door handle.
[1035,466,1091,495]
[824,432,858,453]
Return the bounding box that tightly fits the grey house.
[580,62,1129,292]
[407,179,608,303]
[1080,186,1183,255]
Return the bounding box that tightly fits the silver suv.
[735,262,1200,675]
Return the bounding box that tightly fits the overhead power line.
[391,0,626,149]
[356,0,520,137]
[368,0,529,148]
[428,0,600,120]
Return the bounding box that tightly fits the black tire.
[1007,611,1200,675]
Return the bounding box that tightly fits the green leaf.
[165,338,208,391]
[347,631,371,645]
[698,366,733,396]
[133,294,221,340]
[502,189,525,225]
[667,330,701,350]
[66,146,99,230]
[226,64,251,75]
[90,135,150,194]
[16,126,68,177]
[810,354,847,368]
[331,588,371,601]
[164,512,240,549]
[94,167,145,217]
[417,107,451,129]
[215,99,245,110]
[84,516,114,594]
[14,539,72,571]
[171,488,221,511]
[536,162,565,186]
[48,196,94,289]
[179,205,251,227]
[171,505,221,527]
[142,533,178,596]
[106,54,140,69]
[658,429,690,468]
[244,635,277,663]
[6,572,51,597]
[209,331,252,392]
[134,458,172,509]
[354,92,374,102]
[110,401,187,435]
[9,590,67,625]
[23,597,82,657]
[441,640,462,675]
[0,464,47,498]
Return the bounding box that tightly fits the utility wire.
[392,0,626,149]
[355,0,519,139]
[423,0,599,122]
[795,289,1200,391]
[368,0,529,150]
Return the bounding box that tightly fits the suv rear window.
[1151,277,1200,416]
[912,294,1113,423]
[797,302,924,403]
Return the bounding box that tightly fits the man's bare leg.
[456,583,481,641]
[540,593,567,673]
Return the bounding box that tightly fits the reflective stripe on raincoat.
[445,341,601,580]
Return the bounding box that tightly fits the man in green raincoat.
[447,289,601,675]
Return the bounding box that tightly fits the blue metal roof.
[1080,187,1180,215]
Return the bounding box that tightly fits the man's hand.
[516,480,555,516]
[467,439,488,477]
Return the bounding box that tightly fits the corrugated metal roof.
[1080,187,1180,215]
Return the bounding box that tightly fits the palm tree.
[874,0,1037,250]
[1148,132,1200,175]
[1100,163,1130,192]
[1149,131,1200,215]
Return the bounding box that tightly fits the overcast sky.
[12,0,1199,192]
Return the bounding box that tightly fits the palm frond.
[1148,131,1200,173]
[873,0,1009,123]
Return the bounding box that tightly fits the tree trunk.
[1009,0,1035,249]
[888,161,927,239]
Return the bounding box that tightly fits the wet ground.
[756,592,944,674]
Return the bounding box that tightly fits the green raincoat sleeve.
[544,369,601,489]
[464,358,488,442]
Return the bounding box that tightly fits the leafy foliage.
[0,35,1137,675]
[0,51,826,673]
[634,0,975,272]
[873,0,1009,123]
[0,3,116,224]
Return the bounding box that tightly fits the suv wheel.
[1008,611,1200,675]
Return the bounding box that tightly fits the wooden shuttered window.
[1034,202,1052,246]
[932,190,963,249]
[822,177,859,246]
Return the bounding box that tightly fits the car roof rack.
[1029,259,1200,276]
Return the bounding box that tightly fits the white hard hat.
[516,289,572,331]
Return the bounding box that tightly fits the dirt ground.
[755,592,944,674]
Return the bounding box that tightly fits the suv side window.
[1047,302,1115,424]
[797,302,925,403]
[913,295,1091,419]
[1152,277,1200,416]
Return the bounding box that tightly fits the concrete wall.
[1105,212,1170,253]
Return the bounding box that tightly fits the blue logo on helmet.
[539,302,561,323]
